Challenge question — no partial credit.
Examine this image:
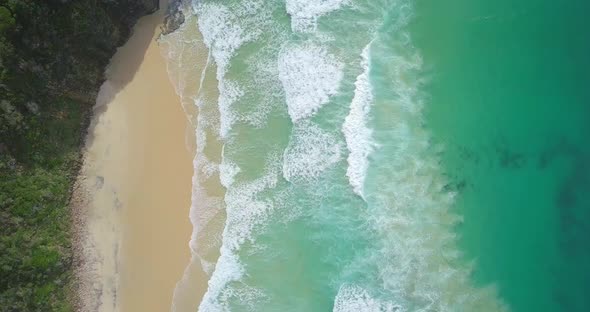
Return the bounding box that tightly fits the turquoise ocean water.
[412,1,590,311]
[164,0,589,311]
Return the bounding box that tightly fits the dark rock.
[161,0,186,35]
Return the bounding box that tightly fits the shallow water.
[162,0,590,311]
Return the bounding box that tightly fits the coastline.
[0,0,159,309]
[58,1,590,311]
[72,1,201,310]
[159,7,218,310]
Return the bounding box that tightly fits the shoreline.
[71,1,202,310]
[158,8,218,310]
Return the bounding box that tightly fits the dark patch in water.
[493,136,526,169]
[538,137,581,169]
[557,157,589,235]
[442,179,467,193]
[553,146,590,311]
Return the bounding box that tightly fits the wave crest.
[343,43,374,198]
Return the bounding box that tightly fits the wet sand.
[159,11,215,311]
[74,2,203,311]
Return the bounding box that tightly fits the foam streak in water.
[194,0,271,138]
[343,42,374,198]
[194,2,251,78]
[199,154,281,311]
[283,120,343,182]
[333,285,402,312]
[286,0,348,32]
[218,80,243,139]
[278,43,343,122]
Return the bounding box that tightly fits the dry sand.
[74,2,207,311]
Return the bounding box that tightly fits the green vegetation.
[0,0,157,310]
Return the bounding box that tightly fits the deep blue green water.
[412,1,590,311]
[164,0,589,310]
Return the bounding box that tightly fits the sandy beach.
[73,2,206,311]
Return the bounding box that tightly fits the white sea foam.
[199,154,281,311]
[199,246,245,312]
[194,1,246,139]
[342,43,374,198]
[194,1,270,138]
[194,3,252,78]
[199,247,267,312]
[223,154,280,250]
[199,247,266,312]
[286,0,349,32]
[217,80,243,139]
[219,154,240,188]
[239,54,285,131]
[333,285,402,312]
[278,43,343,122]
[283,120,343,182]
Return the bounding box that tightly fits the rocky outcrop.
[161,0,186,35]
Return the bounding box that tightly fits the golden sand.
[75,2,208,311]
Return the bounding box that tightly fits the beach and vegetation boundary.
[0,1,158,310]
